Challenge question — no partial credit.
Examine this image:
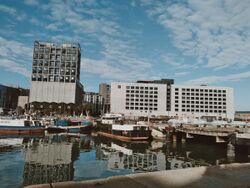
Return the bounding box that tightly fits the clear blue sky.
[0,0,250,111]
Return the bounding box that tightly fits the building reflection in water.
[95,139,166,172]
[22,134,81,186]
[95,138,230,173]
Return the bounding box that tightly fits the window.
[49,75,54,82]
[54,75,59,82]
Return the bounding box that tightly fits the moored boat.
[98,123,151,142]
[0,117,45,136]
[47,118,94,133]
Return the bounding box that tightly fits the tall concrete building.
[29,41,83,105]
[99,83,110,113]
[110,80,234,121]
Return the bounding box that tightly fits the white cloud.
[0,37,32,58]
[175,71,190,77]
[184,71,250,85]
[0,4,27,21]
[0,37,32,77]
[43,0,153,82]
[141,0,250,70]
[0,4,16,15]
[131,1,136,7]
[81,53,152,82]
[0,59,30,77]
[45,22,63,31]
[30,17,41,26]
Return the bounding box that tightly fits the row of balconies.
[34,47,78,55]
[32,68,76,75]
[33,53,77,61]
[31,74,76,83]
[33,62,77,69]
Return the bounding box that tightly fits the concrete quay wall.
[24,163,250,188]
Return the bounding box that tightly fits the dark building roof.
[136,79,174,85]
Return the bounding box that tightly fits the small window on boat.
[118,85,121,89]
[24,121,30,127]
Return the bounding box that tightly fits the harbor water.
[0,133,250,188]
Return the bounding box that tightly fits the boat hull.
[0,126,45,136]
[47,124,93,133]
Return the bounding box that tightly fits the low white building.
[110,82,234,121]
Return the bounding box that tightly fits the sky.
[0,0,250,111]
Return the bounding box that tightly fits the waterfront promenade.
[25,163,250,188]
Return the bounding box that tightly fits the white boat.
[98,123,151,142]
[151,127,166,140]
[100,113,124,125]
[0,117,45,135]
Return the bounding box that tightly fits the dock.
[175,125,249,143]
[24,163,250,188]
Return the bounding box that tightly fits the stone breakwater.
[24,163,250,188]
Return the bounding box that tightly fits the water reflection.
[22,135,75,186]
[0,134,250,188]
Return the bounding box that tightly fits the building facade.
[29,41,83,105]
[0,84,29,113]
[110,82,168,117]
[83,92,103,115]
[99,83,110,113]
[110,81,234,121]
[235,111,250,122]
[171,85,234,121]
[136,79,174,111]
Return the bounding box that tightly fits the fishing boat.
[99,113,124,125]
[47,118,94,133]
[97,113,151,142]
[70,118,94,133]
[0,117,45,135]
[97,123,151,142]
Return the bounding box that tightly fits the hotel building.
[111,82,168,117]
[171,85,234,120]
[110,80,234,121]
[29,41,83,105]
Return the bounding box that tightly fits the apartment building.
[29,41,83,105]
